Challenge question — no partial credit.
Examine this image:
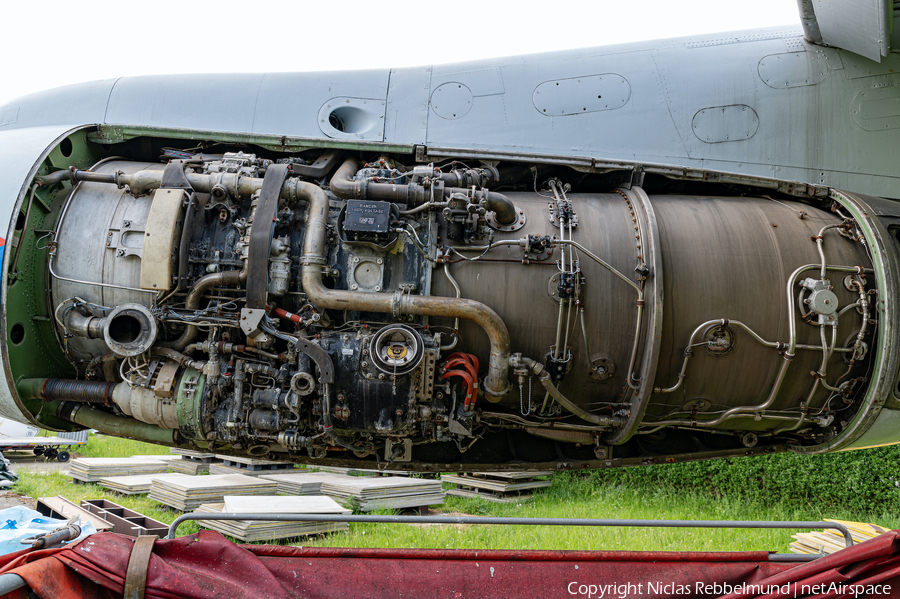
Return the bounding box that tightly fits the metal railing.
[167,513,851,560]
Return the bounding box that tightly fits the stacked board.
[442,471,553,503]
[167,449,221,475]
[321,476,444,511]
[209,455,297,477]
[149,474,277,511]
[131,455,180,462]
[259,472,358,495]
[69,458,171,483]
[98,473,186,495]
[308,465,410,477]
[791,519,889,554]
[195,496,349,542]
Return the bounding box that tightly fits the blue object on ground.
[0,506,96,555]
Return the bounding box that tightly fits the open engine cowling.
[2,131,899,471]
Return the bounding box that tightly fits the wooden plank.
[446,488,534,504]
[214,454,295,467]
[441,474,552,493]
[222,495,349,514]
[37,496,115,531]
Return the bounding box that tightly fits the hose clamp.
[391,291,403,318]
[300,255,327,266]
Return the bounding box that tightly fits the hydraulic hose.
[441,369,476,409]
[513,356,624,427]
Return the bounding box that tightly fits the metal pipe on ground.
[165,512,852,552]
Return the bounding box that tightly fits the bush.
[587,445,900,514]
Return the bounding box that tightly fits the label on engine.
[344,200,391,233]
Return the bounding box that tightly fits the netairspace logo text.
[567,581,892,597]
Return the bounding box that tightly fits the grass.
[8,434,898,553]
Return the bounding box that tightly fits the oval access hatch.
[533,73,631,116]
[691,105,759,143]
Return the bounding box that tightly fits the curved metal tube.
[516,356,623,426]
[439,264,461,351]
[298,180,512,400]
[645,263,868,430]
[158,268,246,350]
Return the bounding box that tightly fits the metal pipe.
[580,310,591,364]
[158,268,246,350]
[436,166,499,188]
[18,378,116,405]
[299,180,511,400]
[515,356,623,426]
[165,512,852,549]
[50,401,182,446]
[10,184,38,274]
[556,240,642,296]
[330,158,517,223]
[654,318,789,394]
[23,524,81,548]
[0,574,27,595]
[815,224,841,279]
[63,310,105,339]
[624,302,644,391]
[176,194,201,292]
[49,260,158,294]
[440,264,460,351]
[646,264,866,429]
[810,325,838,397]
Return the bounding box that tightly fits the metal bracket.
[106,218,146,259]
[293,338,335,384]
[448,418,473,437]
[239,308,268,342]
[160,159,196,190]
[415,145,427,163]
[290,149,342,179]
[246,163,290,309]
[385,438,413,461]
[628,167,645,189]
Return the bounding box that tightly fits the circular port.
[103,303,158,357]
[369,325,425,375]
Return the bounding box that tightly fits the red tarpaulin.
[0,529,898,598]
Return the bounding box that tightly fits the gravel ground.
[5,452,74,475]
[0,490,35,510]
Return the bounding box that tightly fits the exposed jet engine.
[3,133,898,470]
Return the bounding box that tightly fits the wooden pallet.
[214,454,296,471]
[444,487,537,504]
[442,471,553,503]
[308,465,410,477]
[169,449,219,463]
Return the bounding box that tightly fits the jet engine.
[3,131,898,470]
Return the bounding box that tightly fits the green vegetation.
[7,434,899,552]
[595,447,900,515]
[75,435,172,458]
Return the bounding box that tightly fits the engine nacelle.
[2,132,898,471]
